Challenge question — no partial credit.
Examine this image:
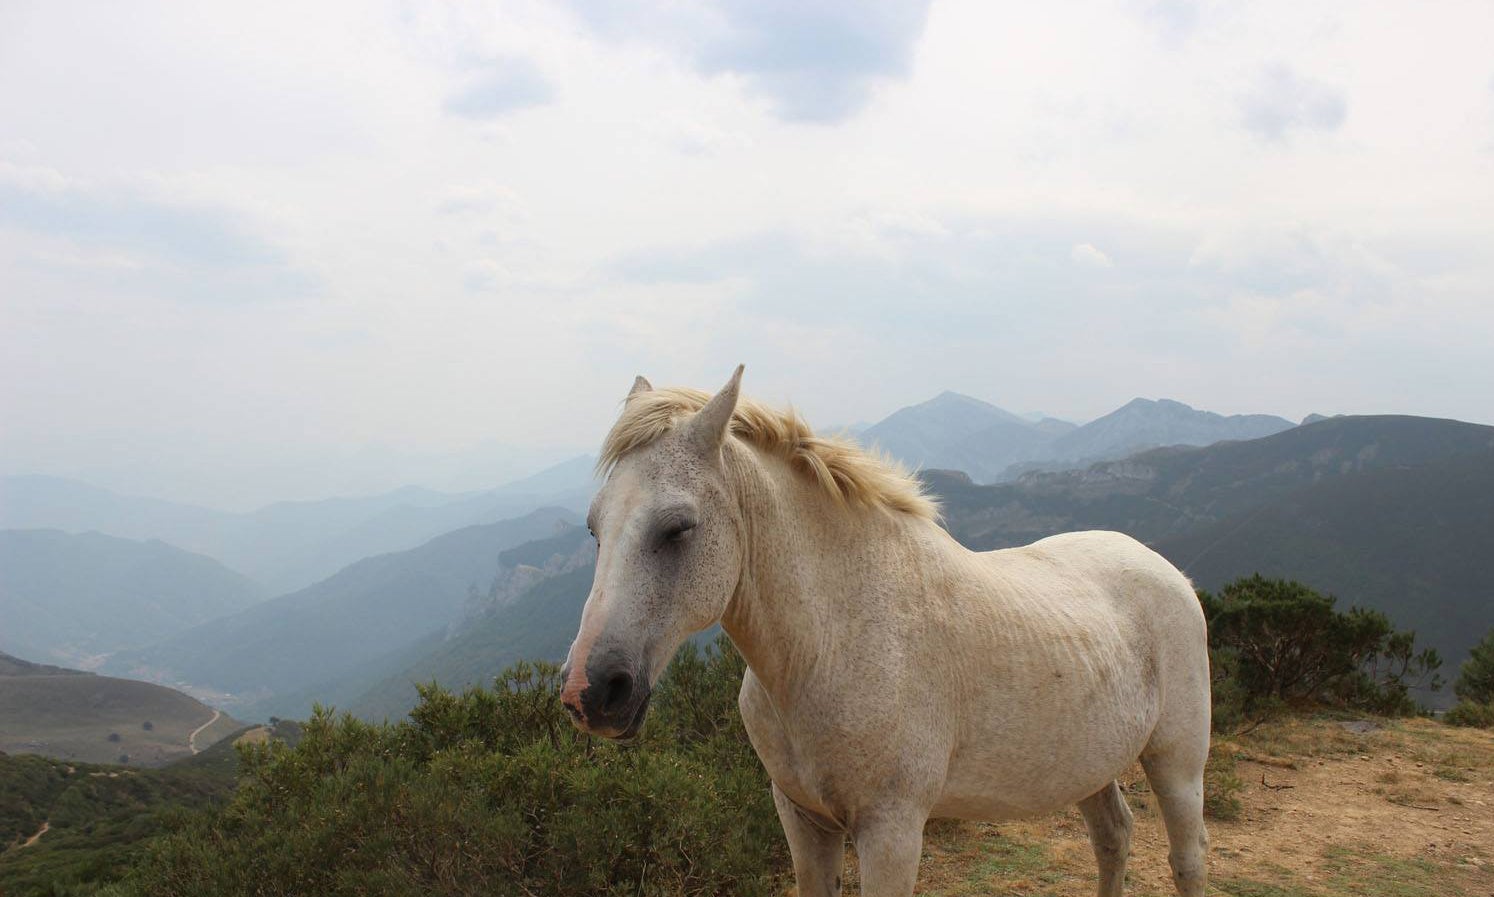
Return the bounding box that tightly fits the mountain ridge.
[0,529,264,668]
[858,391,1296,483]
[104,507,578,718]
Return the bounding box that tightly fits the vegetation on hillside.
[101,637,786,897]
[0,748,235,896]
[1446,627,1494,728]
[350,563,596,721]
[1159,448,1494,701]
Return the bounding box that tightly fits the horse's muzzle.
[561,657,652,739]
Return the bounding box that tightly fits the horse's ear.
[627,375,653,400]
[685,364,744,455]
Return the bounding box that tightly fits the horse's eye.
[663,522,695,543]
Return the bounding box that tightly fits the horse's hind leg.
[772,782,846,896]
[1140,739,1209,897]
[1078,781,1133,897]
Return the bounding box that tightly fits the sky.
[2,0,1491,508]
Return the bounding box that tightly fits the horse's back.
[997,529,1203,640]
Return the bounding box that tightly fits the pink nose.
[560,662,589,724]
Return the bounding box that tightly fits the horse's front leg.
[851,810,925,897]
[772,782,846,896]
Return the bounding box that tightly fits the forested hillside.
[105,508,575,718]
[1156,449,1494,689]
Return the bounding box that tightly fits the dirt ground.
[808,716,1494,896]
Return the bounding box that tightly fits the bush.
[1202,745,1243,821]
[1201,575,1441,726]
[1443,700,1494,729]
[1453,628,1494,705]
[110,636,787,897]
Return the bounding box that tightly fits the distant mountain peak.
[1116,397,1197,414]
[923,390,1003,410]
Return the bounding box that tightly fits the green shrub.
[1443,700,1494,729]
[111,636,787,897]
[1200,575,1441,726]
[1203,746,1244,821]
[1453,628,1494,705]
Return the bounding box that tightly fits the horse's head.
[560,366,746,738]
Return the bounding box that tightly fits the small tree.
[1446,628,1494,728]
[107,732,122,743]
[1200,575,1440,722]
[1454,627,1494,705]
[142,720,154,731]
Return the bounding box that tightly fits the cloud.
[1239,64,1348,141]
[444,57,554,119]
[435,183,523,217]
[0,162,313,302]
[1140,0,1201,43]
[1070,243,1114,268]
[569,0,933,123]
[462,259,511,292]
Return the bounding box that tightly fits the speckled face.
[559,389,744,739]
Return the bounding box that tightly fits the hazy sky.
[2,0,1492,507]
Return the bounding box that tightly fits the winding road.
[18,821,49,849]
[188,709,222,755]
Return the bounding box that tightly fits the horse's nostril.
[600,671,633,714]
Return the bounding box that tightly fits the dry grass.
[794,716,1494,896]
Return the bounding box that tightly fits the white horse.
[561,368,1211,897]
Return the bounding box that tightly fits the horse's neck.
[719,449,941,705]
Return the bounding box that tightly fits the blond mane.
[598,387,939,521]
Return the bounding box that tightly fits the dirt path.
[188,708,222,754]
[825,716,1494,896]
[18,821,49,850]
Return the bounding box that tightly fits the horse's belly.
[934,690,1159,820]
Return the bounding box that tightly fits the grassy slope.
[0,669,240,767]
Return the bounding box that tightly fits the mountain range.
[860,391,1296,482]
[102,507,577,718]
[4,392,1492,739]
[335,414,1494,719]
[0,455,594,594]
[925,414,1494,694]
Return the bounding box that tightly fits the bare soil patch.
[798,717,1494,896]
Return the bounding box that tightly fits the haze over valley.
[5,388,1491,738]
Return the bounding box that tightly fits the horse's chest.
[737,669,945,824]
